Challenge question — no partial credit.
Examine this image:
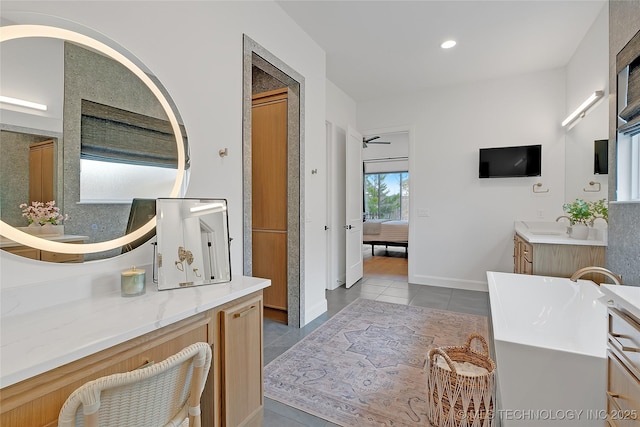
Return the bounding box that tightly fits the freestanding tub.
[487,272,607,426]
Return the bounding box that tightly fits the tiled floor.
[261,271,491,426]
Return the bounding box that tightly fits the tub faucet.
[556,215,570,223]
[570,267,622,285]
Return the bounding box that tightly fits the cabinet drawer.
[40,250,84,263]
[608,308,640,379]
[607,350,640,426]
[2,246,39,259]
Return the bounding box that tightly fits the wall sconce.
[0,95,48,111]
[561,91,603,127]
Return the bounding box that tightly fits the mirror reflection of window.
[80,160,177,203]
[616,132,640,201]
[616,30,640,202]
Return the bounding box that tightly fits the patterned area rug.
[264,298,489,426]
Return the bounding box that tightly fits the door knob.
[324,225,330,230]
[344,225,352,230]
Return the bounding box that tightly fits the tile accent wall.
[608,1,640,286]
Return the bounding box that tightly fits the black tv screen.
[594,139,608,175]
[479,144,542,178]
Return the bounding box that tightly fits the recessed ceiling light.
[441,40,457,49]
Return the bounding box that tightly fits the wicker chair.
[58,342,212,427]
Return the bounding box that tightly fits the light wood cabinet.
[0,290,264,427]
[512,233,606,282]
[219,294,264,427]
[252,88,289,323]
[2,239,85,263]
[29,139,55,204]
[513,234,532,275]
[606,308,640,426]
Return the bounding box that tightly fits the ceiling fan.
[362,136,391,148]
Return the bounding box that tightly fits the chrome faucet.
[556,215,571,223]
[570,266,622,285]
[593,216,608,224]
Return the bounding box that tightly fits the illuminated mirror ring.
[0,25,185,254]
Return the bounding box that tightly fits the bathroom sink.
[515,221,607,246]
[529,231,565,236]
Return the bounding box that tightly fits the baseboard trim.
[410,274,488,292]
[304,298,328,326]
[326,277,345,291]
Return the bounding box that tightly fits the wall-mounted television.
[479,144,542,178]
[594,139,608,175]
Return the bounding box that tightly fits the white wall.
[357,69,567,290]
[325,80,356,289]
[0,1,328,325]
[362,131,409,174]
[564,4,609,203]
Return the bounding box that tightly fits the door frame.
[242,35,305,327]
[325,121,335,290]
[362,125,414,280]
[345,126,363,288]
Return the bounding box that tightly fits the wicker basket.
[426,334,496,427]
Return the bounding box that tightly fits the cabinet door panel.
[29,140,55,203]
[251,93,288,231]
[221,295,263,427]
[252,230,287,311]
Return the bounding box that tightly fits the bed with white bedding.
[362,219,408,255]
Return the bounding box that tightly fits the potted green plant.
[562,198,608,239]
[590,198,608,223]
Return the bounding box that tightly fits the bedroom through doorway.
[362,129,409,279]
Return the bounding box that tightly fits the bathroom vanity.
[513,221,607,282]
[0,275,270,427]
[600,285,640,426]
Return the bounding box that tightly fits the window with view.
[364,172,409,220]
[616,132,640,201]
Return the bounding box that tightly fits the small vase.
[569,223,590,240]
[40,223,54,233]
[26,222,41,235]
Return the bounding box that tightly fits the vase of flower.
[19,201,68,232]
[568,223,589,240]
[562,198,608,240]
[26,222,41,234]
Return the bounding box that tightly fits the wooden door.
[252,88,288,322]
[29,139,55,203]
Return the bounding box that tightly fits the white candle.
[121,266,146,297]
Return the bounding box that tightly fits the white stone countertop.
[514,221,607,247]
[0,275,270,388]
[600,284,640,320]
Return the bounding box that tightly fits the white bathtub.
[487,272,607,426]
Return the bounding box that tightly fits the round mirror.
[0,23,189,260]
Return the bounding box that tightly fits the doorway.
[361,128,411,280]
[242,36,305,327]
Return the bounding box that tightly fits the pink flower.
[20,201,69,225]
